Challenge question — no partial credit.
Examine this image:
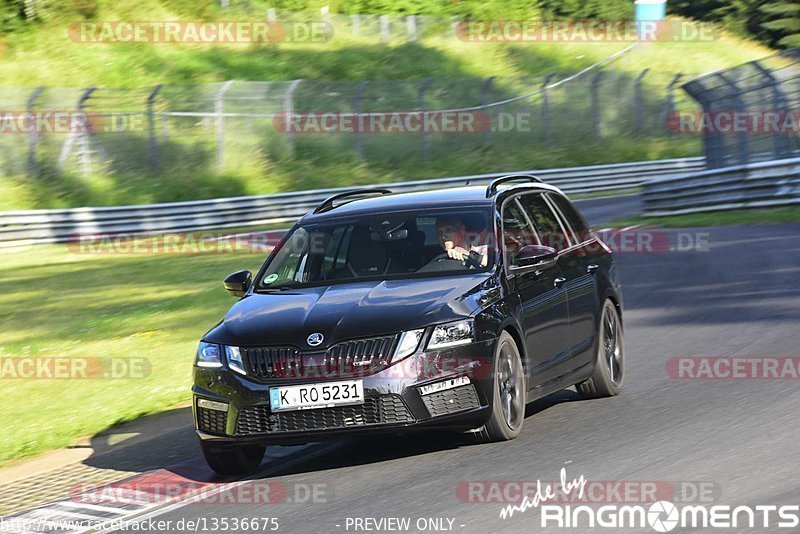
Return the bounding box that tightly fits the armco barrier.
[0,157,704,247]
[642,157,800,216]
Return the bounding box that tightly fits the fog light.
[197,398,228,412]
[418,376,470,396]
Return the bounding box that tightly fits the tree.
[667,0,771,42]
[760,1,800,47]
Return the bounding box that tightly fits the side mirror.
[516,245,557,268]
[223,270,252,297]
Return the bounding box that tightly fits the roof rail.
[312,189,392,214]
[485,175,544,197]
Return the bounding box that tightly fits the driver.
[435,216,488,267]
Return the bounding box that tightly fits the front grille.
[197,407,228,434]
[421,384,481,417]
[241,346,302,379]
[240,334,399,381]
[235,395,414,435]
[325,334,398,375]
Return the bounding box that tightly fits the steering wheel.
[428,252,482,269]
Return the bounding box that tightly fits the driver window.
[518,193,572,252]
[502,198,539,268]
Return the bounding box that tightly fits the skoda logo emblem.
[307,333,324,347]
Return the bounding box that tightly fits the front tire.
[475,331,526,442]
[200,440,265,476]
[577,299,624,398]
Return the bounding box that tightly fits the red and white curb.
[0,443,339,534]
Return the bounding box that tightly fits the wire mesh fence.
[682,47,800,168]
[0,63,699,186]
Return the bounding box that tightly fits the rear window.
[547,193,591,242]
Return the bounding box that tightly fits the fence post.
[450,16,459,36]
[284,79,302,158]
[634,68,649,132]
[660,73,683,136]
[752,61,792,160]
[379,15,390,42]
[58,87,95,175]
[351,14,360,36]
[320,6,332,39]
[541,73,555,146]
[480,77,495,146]
[406,15,417,41]
[683,77,724,168]
[591,71,604,143]
[147,84,162,173]
[215,81,234,173]
[353,81,368,161]
[417,78,433,159]
[77,88,96,177]
[26,86,45,176]
[718,72,749,165]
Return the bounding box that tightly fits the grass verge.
[610,207,800,228]
[0,240,265,466]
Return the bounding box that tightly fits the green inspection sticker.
[263,274,279,284]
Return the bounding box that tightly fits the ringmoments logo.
[539,502,800,531]
[498,469,799,531]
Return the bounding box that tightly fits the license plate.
[269,380,364,412]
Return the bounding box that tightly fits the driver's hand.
[447,246,470,261]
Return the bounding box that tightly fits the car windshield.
[256,208,495,290]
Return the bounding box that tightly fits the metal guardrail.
[642,157,800,216]
[0,157,705,247]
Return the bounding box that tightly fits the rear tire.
[577,300,624,398]
[200,440,265,476]
[474,331,526,443]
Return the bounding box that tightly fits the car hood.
[204,273,497,348]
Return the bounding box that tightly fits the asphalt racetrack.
[10,195,798,534]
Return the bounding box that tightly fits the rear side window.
[518,193,572,252]
[547,193,590,243]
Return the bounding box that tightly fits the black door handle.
[587,264,599,274]
[554,277,567,288]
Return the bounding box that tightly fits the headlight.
[427,319,474,349]
[225,346,246,375]
[196,341,222,368]
[392,329,424,361]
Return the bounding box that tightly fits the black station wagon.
[193,176,625,475]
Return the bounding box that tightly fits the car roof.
[302,183,565,222]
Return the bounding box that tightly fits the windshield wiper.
[256,283,302,292]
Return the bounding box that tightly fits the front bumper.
[192,338,497,444]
